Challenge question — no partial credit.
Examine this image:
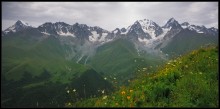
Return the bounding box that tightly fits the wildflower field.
[67,45,218,107]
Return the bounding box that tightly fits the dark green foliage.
[69,69,114,100]
[1,68,112,108]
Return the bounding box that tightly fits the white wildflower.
[102,95,108,100]
[101,90,105,94]
[73,89,76,92]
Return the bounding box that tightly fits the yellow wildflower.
[127,96,131,100]
[121,91,126,95]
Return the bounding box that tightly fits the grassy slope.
[161,30,218,57]
[2,34,109,107]
[2,34,87,83]
[73,45,218,107]
[88,38,163,85]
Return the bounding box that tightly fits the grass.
[89,38,164,85]
[72,45,218,107]
[161,29,218,57]
[2,34,88,83]
[22,81,46,89]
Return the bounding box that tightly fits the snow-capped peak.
[209,27,218,32]
[54,22,69,26]
[169,17,175,22]
[188,25,211,34]
[73,22,88,28]
[3,20,32,35]
[16,20,31,27]
[38,22,76,37]
[137,19,163,38]
[180,22,217,34]
[112,28,120,34]
[181,22,190,26]
[163,18,182,29]
[181,22,190,29]
[137,19,155,28]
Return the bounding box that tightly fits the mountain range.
[3,18,218,57]
[1,17,218,107]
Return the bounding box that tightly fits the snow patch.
[19,20,31,26]
[137,28,169,47]
[41,32,50,35]
[138,19,159,39]
[113,29,118,34]
[125,26,131,34]
[57,30,75,37]
[188,25,196,31]
[99,33,108,42]
[188,25,205,33]
[181,25,188,29]
[89,31,100,42]
[197,31,204,33]
[89,31,111,43]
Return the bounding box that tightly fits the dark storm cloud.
[2,2,218,31]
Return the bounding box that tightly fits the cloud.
[2,2,218,31]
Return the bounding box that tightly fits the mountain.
[180,22,190,28]
[38,22,72,36]
[180,22,218,36]
[3,20,33,35]
[37,22,113,44]
[3,19,218,52]
[126,19,163,40]
[153,18,218,57]
[163,17,182,29]
[161,29,218,57]
[2,19,218,77]
[1,29,115,107]
[159,20,218,57]
[1,18,218,107]
[120,19,164,48]
[162,18,182,39]
[2,18,218,81]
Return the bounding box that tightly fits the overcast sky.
[2,2,218,31]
